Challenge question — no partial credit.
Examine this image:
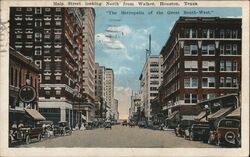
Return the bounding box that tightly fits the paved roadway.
[18,125,217,148]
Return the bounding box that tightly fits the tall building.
[9,7,95,126]
[81,8,96,122]
[139,55,163,121]
[112,99,119,121]
[105,68,114,118]
[94,63,106,118]
[159,17,241,116]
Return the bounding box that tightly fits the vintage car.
[104,121,112,129]
[122,120,128,126]
[9,123,43,145]
[187,122,210,142]
[175,119,196,138]
[211,118,241,146]
[54,121,72,136]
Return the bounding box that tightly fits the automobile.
[54,121,72,136]
[188,122,210,142]
[39,121,54,138]
[104,121,112,129]
[210,118,240,147]
[138,121,146,128]
[9,122,43,145]
[122,120,128,126]
[128,121,135,127]
[174,119,196,138]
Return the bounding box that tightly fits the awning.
[194,111,206,121]
[82,115,86,120]
[227,107,240,118]
[25,109,46,121]
[208,107,233,120]
[167,110,179,120]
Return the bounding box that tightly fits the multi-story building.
[9,7,95,127]
[129,92,141,122]
[159,17,241,116]
[139,55,163,121]
[94,63,106,118]
[9,47,45,124]
[112,99,119,121]
[105,68,114,118]
[81,8,96,122]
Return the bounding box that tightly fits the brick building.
[159,17,241,117]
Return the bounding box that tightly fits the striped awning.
[25,109,46,121]
[208,107,233,120]
[194,111,206,121]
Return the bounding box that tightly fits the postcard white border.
[0,0,249,157]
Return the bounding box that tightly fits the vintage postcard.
[0,0,249,156]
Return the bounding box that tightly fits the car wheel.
[37,134,42,141]
[25,135,30,144]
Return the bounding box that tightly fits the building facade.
[139,55,163,121]
[112,99,119,121]
[94,63,106,118]
[159,17,241,116]
[105,68,114,119]
[9,7,95,126]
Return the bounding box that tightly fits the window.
[184,77,198,88]
[202,44,215,55]
[185,94,197,103]
[225,29,232,38]
[209,29,215,38]
[220,77,225,87]
[44,90,50,99]
[44,62,51,70]
[150,68,159,73]
[202,77,215,88]
[35,46,42,55]
[150,87,158,91]
[45,75,50,80]
[232,61,237,71]
[150,74,159,79]
[183,28,190,38]
[56,8,61,12]
[38,74,42,83]
[220,60,225,71]
[35,60,42,69]
[35,33,42,42]
[220,29,225,38]
[191,29,197,38]
[232,44,238,55]
[16,8,22,11]
[220,60,237,72]
[184,61,198,72]
[233,78,238,87]
[150,62,159,67]
[226,61,232,71]
[16,34,22,39]
[184,45,198,56]
[35,8,42,14]
[150,93,158,97]
[202,61,215,72]
[202,29,208,38]
[55,21,61,26]
[226,77,232,87]
[45,8,51,12]
[35,20,42,27]
[150,81,159,85]
[55,90,61,95]
[55,62,61,70]
[220,45,224,55]
[225,44,232,55]
[27,8,32,11]
[232,30,237,38]
[27,34,32,39]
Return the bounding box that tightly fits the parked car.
[188,122,210,142]
[138,121,146,128]
[175,119,196,138]
[104,121,112,129]
[54,121,72,136]
[209,118,240,147]
[122,120,128,126]
[9,122,43,145]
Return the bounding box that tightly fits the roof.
[208,107,234,120]
[25,109,46,121]
[227,107,241,118]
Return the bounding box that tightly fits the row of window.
[182,28,239,39]
[183,44,240,56]
[184,77,239,88]
[15,7,61,13]
[184,60,238,72]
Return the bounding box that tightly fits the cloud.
[102,48,133,61]
[115,66,131,75]
[106,25,132,36]
[96,33,125,49]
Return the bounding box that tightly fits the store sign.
[18,85,37,103]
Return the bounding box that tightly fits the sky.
[94,7,242,119]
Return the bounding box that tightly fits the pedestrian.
[18,120,24,128]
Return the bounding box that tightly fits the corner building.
[159,17,241,116]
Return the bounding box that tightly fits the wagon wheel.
[25,135,30,144]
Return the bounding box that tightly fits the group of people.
[11,120,24,130]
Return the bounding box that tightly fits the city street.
[18,125,216,148]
